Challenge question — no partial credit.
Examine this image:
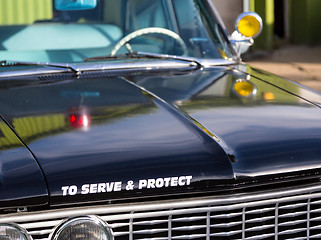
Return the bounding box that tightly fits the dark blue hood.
[0,118,48,208]
[136,65,321,180]
[1,65,321,207]
[0,71,234,206]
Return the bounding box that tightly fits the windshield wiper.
[0,60,81,76]
[83,51,204,69]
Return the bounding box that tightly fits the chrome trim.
[0,68,72,79]
[0,60,79,75]
[79,60,197,71]
[1,184,321,239]
[0,59,238,79]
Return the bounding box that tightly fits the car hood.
[1,64,321,207]
[0,117,48,208]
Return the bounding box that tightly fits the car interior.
[0,0,228,63]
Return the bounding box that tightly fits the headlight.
[0,224,32,240]
[50,216,114,240]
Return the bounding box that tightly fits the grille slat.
[278,219,307,227]
[210,221,242,228]
[244,224,274,232]
[2,184,321,239]
[243,232,275,240]
[310,208,321,213]
[171,225,207,231]
[245,207,275,215]
[27,229,52,236]
[284,237,307,240]
[278,210,308,218]
[133,219,168,225]
[278,227,307,235]
[171,233,208,239]
[279,202,307,210]
[210,229,242,237]
[137,238,168,240]
[19,220,61,230]
[109,222,130,228]
[245,215,275,223]
[113,231,130,237]
[310,233,321,238]
[309,225,321,230]
[133,228,168,234]
[210,212,242,219]
[172,216,206,222]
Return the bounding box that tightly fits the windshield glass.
[0,0,235,63]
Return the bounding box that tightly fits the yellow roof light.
[236,12,263,38]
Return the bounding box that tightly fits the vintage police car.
[1,0,321,239]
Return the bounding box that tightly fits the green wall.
[249,0,274,50]
[249,0,321,49]
[289,0,321,45]
[0,0,52,25]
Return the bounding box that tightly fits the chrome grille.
[2,184,321,240]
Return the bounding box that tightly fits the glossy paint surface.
[0,73,234,206]
[0,118,48,208]
[135,66,321,179]
[1,64,321,206]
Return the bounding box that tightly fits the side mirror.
[55,0,97,11]
[230,12,263,55]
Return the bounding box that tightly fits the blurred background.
[212,0,321,92]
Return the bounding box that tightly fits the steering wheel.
[110,27,188,56]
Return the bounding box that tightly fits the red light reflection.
[68,113,90,128]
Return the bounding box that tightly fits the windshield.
[0,0,235,63]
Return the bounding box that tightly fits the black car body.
[1,0,321,239]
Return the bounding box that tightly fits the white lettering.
[89,184,97,193]
[178,176,185,186]
[155,178,164,188]
[68,185,77,195]
[139,179,147,189]
[114,182,122,191]
[106,182,114,192]
[62,176,193,196]
[185,176,192,185]
[61,186,69,196]
[147,179,156,188]
[81,184,89,194]
[164,177,171,187]
[98,183,106,193]
[138,176,193,189]
[171,177,178,186]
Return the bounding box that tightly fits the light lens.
[51,216,113,240]
[0,224,32,240]
[236,12,262,38]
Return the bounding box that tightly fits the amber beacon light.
[236,12,263,38]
